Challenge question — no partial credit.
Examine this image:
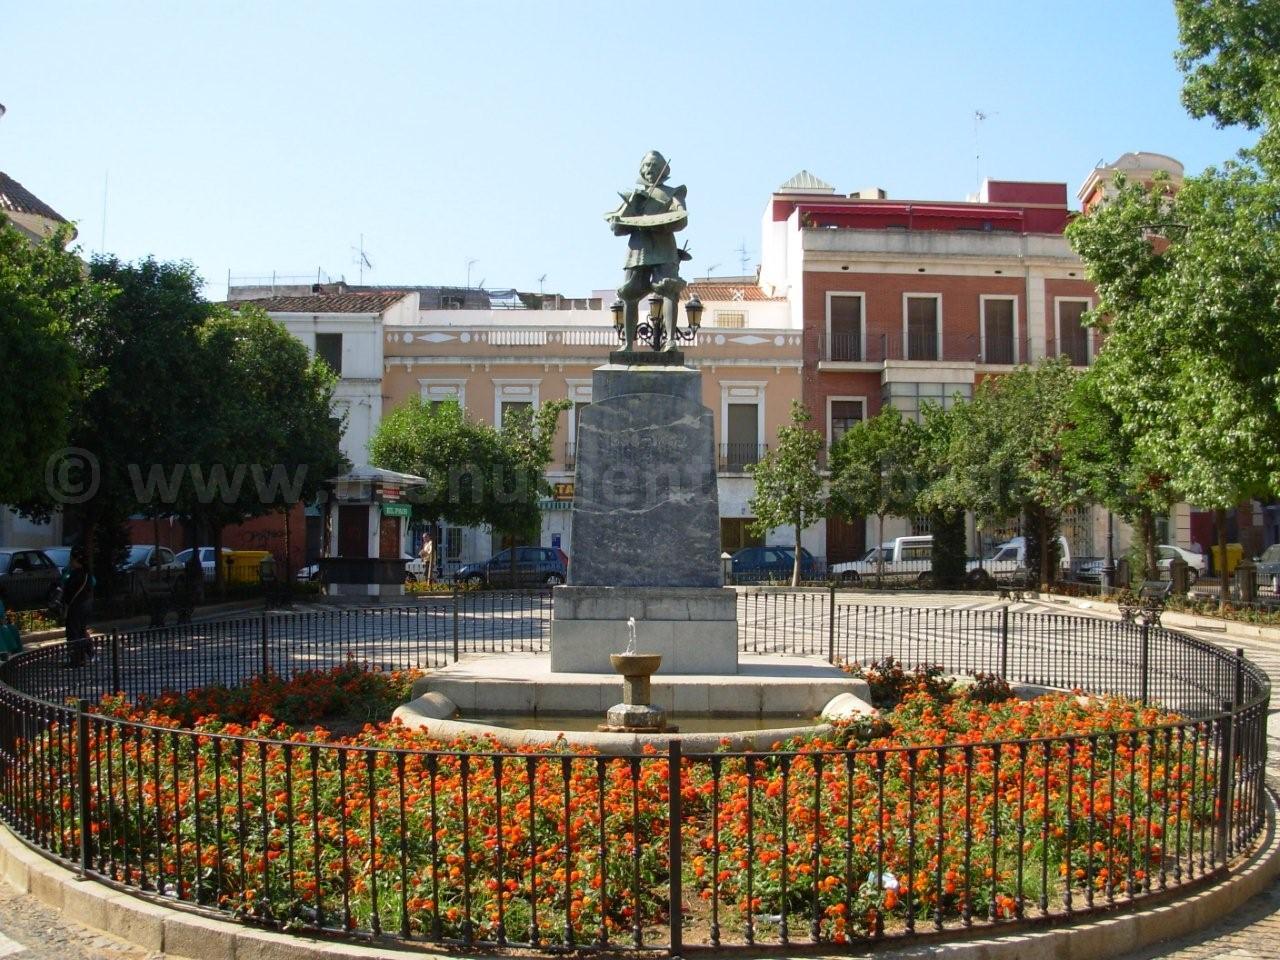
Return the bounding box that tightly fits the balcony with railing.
[719,442,768,473]
[818,332,1030,366]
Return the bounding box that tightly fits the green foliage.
[1068,168,1280,512]
[828,407,920,524]
[370,397,569,550]
[0,220,92,504]
[1175,0,1280,173]
[747,401,826,586]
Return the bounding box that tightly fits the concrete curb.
[2,793,1278,960]
[1036,592,1280,642]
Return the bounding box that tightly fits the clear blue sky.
[2,1,1258,301]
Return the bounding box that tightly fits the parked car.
[967,536,1071,584]
[175,546,233,582]
[0,548,62,610]
[454,547,567,587]
[117,545,185,599]
[730,545,819,583]
[1257,544,1280,592]
[831,536,932,583]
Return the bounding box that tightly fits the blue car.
[455,547,567,587]
[730,546,819,583]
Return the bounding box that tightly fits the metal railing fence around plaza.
[0,588,1269,956]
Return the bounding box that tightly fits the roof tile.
[228,292,409,314]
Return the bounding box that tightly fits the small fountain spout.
[625,616,637,655]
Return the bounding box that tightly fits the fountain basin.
[610,653,663,676]
[394,651,873,754]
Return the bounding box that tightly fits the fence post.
[1215,700,1236,864]
[668,739,683,958]
[1234,648,1245,709]
[1139,621,1150,706]
[260,611,270,679]
[827,584,836,663]
[110,631,121,694]
[999,607,1009,679]
[452,583,461,663]
[75,698,91,876]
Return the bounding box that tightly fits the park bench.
[998,568,1033,602]
[1119,579,1171,627]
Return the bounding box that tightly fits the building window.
[493,380,540,429]
[564,379,592,467]
[720,518,763,553]
[904,295,940,360]
[1056,299,1092,365]
[418,379,467,412]
[981,297,1017,364]
[827,397,865,448]
[719,381,765,472]
[314,333,343,376]
[881,381,972,423]
[713,311,746,328]
[826,293,864,360]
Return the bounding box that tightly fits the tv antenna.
[974,109,998,194]
[736,239,751,274]
[537,273,547,296]
[465,257,478,289]
[706,263,720,278]
[352,234,373,283]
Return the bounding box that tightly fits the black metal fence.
[0,590,1269,956]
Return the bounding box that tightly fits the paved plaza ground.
[1,592,1278,959]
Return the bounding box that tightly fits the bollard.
[1169,557,1189,595]
[1236,560,1258,604]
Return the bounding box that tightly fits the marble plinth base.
[570,365,722,588]
[550,585,739,674]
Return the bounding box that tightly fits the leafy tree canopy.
[748,400,827,585]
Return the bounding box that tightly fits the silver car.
[0,548,62,610]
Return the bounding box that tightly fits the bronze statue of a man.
[606,150,689,352]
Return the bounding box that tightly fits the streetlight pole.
[1102,510,1116,592]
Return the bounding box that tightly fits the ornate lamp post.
[1102,510,1116,592]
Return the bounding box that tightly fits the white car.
[175,547,232,582]
[967,536,1071,583]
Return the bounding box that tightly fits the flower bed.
[5,662,1222,950]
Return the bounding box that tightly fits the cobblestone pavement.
[1,593,1278,959]
[0,881,157,960]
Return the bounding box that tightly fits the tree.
[747,401,826,586]
[1068,167,1280,601]
[22,256,216,590]
[0,220,94,504]
[828,408,920,583]
[914,403,967,587]
[369,398,570,581]
[369,398,502,529]
[195,307,347,586]
[1175,0,1280,173]
[491,400,571,581]
[923,362,1087,588]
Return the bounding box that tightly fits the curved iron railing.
[0,589,1269,955]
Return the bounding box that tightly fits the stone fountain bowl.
[610,653,662,676]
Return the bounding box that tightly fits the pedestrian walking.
[0,600,20,661]
[419,534,435,587]
[62,547,93,668]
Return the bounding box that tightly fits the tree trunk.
[213,524,225,597]
[876,513,885,585]
[792,511,802,588]
[1140,508,1157,580]
[1217,507,1230,607]
[282,505,293,598]
[1039,509,1050,590]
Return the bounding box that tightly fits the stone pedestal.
[551,586,738,674]
[552,364,738,675]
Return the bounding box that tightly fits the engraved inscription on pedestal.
[569,371,722,589]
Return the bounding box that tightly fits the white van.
[967,535,1070,582]
[831,535,933,583]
